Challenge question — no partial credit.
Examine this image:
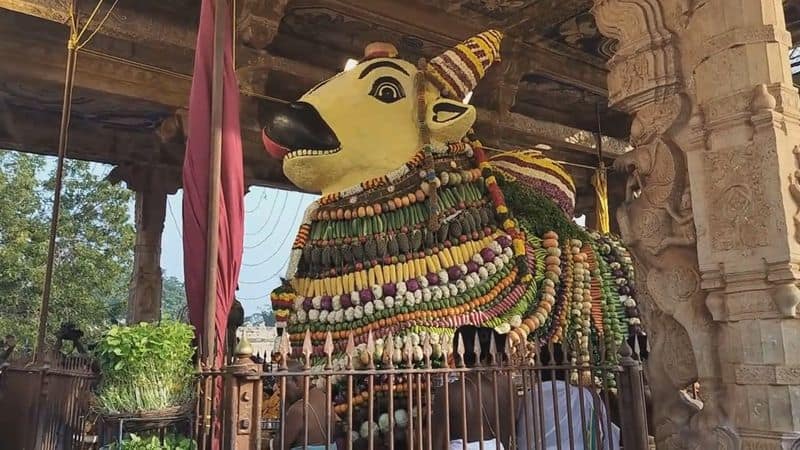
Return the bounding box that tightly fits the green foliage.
[110,433,196,450]
[260,309,276,327]
[161,276,188,322]
[94,321,195,413]
[243,308,275,326]
[498,173,590,242]
[0,151,134,346]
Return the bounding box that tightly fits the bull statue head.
[262,31,503,194]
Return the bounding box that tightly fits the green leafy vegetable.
[94,321,195,413]
[110,433,196,450]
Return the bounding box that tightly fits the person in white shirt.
[431,326,513,450]
[516,344,620,450]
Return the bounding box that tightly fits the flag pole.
[35,0,78,364]
[204,0,226,368]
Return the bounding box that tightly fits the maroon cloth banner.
[182,0,244,371]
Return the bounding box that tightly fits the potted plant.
[93,321,196,430]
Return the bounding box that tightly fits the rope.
[245,191,268,213]
[238,261,290,286]
[245,191,280,236]
[65,0,120,50]
[76,0,120,50]
[241,200,303,264]
[167,196,183,239]
[79,48,290,104]
[243,191,289,249]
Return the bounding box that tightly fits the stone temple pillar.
[593,0,800,448]
[128,187,167,323]
[108,165,180,323]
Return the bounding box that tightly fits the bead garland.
[271,141,641,380]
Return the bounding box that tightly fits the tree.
[162,276,188,322]
[0,151,135,348]
[243,308,275,327]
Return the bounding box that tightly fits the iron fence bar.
[302,372,310,449]
[415,371,423,450]
[600,357,616,449]
[443,369,452,450]
[204,343,649,450]
[561,361,576,450]
[504,366,516,450]
[425,370,433,450]
[475,339,485,450]
[546,350,563,450]
[346,371,353,450]
[573,350,590,449]
[532,357,548,450]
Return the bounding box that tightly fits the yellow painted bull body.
[262,33,640,381]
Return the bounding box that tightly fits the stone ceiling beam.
[0,28,629,159]
[0,0,196,49]
[0,107,157,167]
[1,0,609,95]
[299,0,608,94]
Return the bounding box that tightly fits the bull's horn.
[426,29,504,100]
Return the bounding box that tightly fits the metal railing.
[196,331,649,450]
[0,350,97,450]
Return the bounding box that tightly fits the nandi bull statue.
[262,31,641,391]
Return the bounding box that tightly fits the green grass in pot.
[94,320,195,414]
[109,433,197,450]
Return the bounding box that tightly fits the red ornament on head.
[363,42,399,61]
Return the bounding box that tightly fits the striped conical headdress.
[490,150,576,218]
[426,30,503,100]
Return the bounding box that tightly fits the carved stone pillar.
[129,187,166,323]
[108,164,180,323]
[593,0,800,448]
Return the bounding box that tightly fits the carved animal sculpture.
[262,31,642,405]
[613,103,729,449]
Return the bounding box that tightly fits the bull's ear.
[425,98,476,143]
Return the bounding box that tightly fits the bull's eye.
[369,77,405,104]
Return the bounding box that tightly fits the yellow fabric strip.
[591,167,610,234]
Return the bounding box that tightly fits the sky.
[160,188,316,317]
[33,157,317,317]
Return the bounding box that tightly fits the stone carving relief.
[238,0,290,49]
[611,98,725,448]
[613,99,690,261]
[788,145,800,244]
[635,289,699,450]
[705,142,770,251]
